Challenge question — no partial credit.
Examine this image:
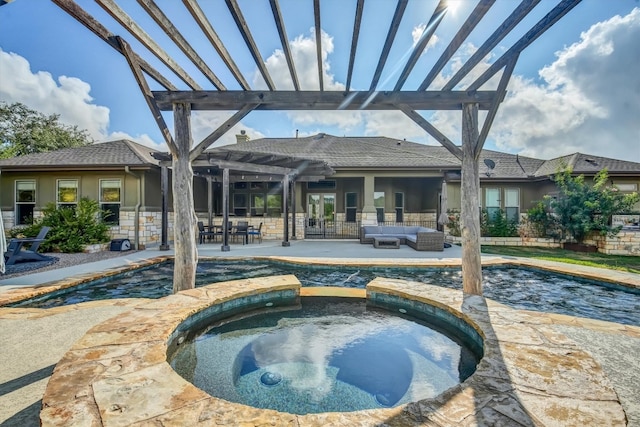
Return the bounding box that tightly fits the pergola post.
[221,168,230,251]
[282,174,291,246]
[291,179,297,239]
[171,102,198,293]
[159,165,170,250]
[460,103,482,295]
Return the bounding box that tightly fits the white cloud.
[0,48,110,140]
[490,8,640,162]
[191,111,266,147]
[411,24,439,54]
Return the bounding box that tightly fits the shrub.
[550,169,639,244]
[521,199,561,239]
[37,197,111,253]
[483,209,519,237]
[446,209,461,236]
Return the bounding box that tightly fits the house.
[1,134,639,247]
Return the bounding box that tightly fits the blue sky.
[0,0,639,162]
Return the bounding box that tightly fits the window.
[614,183,638,192]
[504,188,520,222]
[395,192,404,223]
[251,193,265,216]
[307,180,336,190]
[345,192,357,222]
[374,191,385,223]
[485,188,500,221]
[15,180,35,225]
[267,194,282,217]
[100,179,121,225]
[233,193,247,217]
[57,179,78,208]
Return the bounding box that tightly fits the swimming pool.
[8,259,640,326]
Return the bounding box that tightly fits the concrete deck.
[0,240,639,426]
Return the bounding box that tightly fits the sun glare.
[445,0,462,16]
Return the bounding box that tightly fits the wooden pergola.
[50,0,581,294]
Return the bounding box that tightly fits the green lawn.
[480,246,640,274]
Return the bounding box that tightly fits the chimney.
[236,130,250,144]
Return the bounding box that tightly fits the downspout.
[124,166,141,250]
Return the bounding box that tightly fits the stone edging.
[40,276,626,426]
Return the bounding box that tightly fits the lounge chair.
[4,226,51,265]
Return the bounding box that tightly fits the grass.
[480,245,640,274]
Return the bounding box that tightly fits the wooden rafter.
[208,159,294,175]
[418,0,496,91]
[95,0,202,90]
[152,90,498,111]
[313,0,323,91]
[393,0,447,91]
[269,0,299,90]
[370,0,408,91]
[183,0,250,90]
[397,105,463,160]
[443,0,542,91]
[137,0,226,90]
[475,56,518,158]
[225,0,275,90]
[189,104,259,161]
[345,0,364,91]
[468,0,582,91]
[116,36,177,154]
[51,0,176,90]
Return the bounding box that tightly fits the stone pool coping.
[1,254,638,308]
[39,275,629,426]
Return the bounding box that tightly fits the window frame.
[57,179,79,208]
[15,180,36,225]
[99,179,122,225]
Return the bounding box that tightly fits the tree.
[550,168,639,244]
[0,102,92,158]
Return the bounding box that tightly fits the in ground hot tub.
[169,295,483,414]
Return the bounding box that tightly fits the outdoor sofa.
[360,225,444,251]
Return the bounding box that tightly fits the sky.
[0,0,639,162]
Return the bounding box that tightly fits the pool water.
[169,297,482,414]
[9,260,640,326]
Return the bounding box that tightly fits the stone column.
[361,174,378,225]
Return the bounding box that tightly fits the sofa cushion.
[362,226,381,235]
[381,226,405,234]
[403,226,420,234]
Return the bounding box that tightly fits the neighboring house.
[1,134,639,247]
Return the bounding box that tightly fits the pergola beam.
[398,105,463,160]
[137,0,226,90]
[468,0,582,91]
[393,0,447,91]
[226,0,275,90]
[183,0,250,90]
[313,0,323,91]
[370,0,408,91]
[269,0,299,90]
[95,0,202,90]
[116,36,177,154]
[345,0,365,91]
[51,0,177,90]
[208,159,294,176]
[443,0,542,91]
[152,90,499,111]
[418,0,496,91]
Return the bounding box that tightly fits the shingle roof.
[534,152,640,177]
[219,133,461,168]
[0,140,159,169]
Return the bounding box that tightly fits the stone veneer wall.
[110,211,174,249]
[448,232,640,255]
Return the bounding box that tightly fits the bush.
[36,197,111,253]
[521,200,561,239]
[445,208,518,237]
[550,169,639,244]
[483,209,519,237]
